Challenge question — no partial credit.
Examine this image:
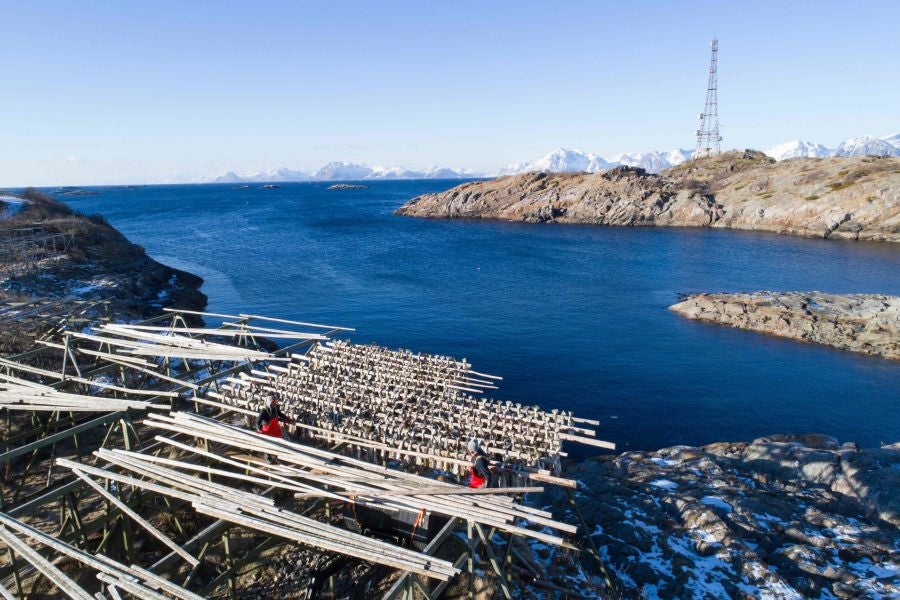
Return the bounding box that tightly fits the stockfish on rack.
[217,339,614,477]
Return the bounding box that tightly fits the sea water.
[61,181,900,454]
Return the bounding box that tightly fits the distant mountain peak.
[613,149,692,172]
[498,147,690,176]
[210,161,478,183]
[765,134,900,161]
[835,135,899,157]
[314,161,373,180]
[212,171,245,184]
[765,140,834,160]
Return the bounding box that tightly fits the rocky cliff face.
[397,151,900,242]
[670,292,899,360]
[547,435,899,599]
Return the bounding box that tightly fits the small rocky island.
[670,292,899,360]
[327,183,368,190]
[398,152,900,242]
[56,187,101,196]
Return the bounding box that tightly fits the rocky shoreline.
[0,188,207,353]
[550,434,899,598]
[397,151,900,242]
[670,291,899,360]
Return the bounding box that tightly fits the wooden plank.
[558,433,616,450]
[100,356,200,390]
[129,565,207,600]
[58,452,459,580]
[194,394,257,416]
[146,412,578,542]
[72,469,200,567]
[334,486,542,498]
[524,470,578,489]
[237,313,353,331]
[95,575,170,600]
[105,585,124,600]
[0,513,161,596]
[34,342,154,368]
[195,504,453,580]
[120,448,316,495]
[104,324,327,340]
[0,582,17,600]
[0,526,94,600]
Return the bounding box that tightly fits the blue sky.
[0,1,897,185]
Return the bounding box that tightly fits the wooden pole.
[72,469,200,567]
[0,526,94,600]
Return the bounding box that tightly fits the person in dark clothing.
[466,439,493,489]
[257,397,293,436]
[256,398,294,463]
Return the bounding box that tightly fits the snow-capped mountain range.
[208,133,899,183]
[212,163,479,183]
[764,140,834,160]
[498,148,613,175]
[213,168,311,184]
[764,134,900,161]
[498,148,695,176]
[499,134,899,175]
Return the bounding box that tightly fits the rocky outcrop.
[546,435,899,598]
[397,151,900,242]
[327,184,368,190]
[670,292,899,360]
[0,189,207,353]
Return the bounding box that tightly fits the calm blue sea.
[60,181,900,454]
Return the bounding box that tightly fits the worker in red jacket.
[256,397,293,437]
[466,439,493,489]
[256,398,294,463]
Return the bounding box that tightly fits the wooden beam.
[72,469,200,567]
[0,526,94,600]
[0,412,124,463]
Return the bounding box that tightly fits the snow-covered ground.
[0,196,30,220]
[546,435,900,598]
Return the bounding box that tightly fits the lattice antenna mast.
[694,38,721,159]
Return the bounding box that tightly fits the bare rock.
[550,436,900,598]
[397,152,900,242]
[669,291,900,360]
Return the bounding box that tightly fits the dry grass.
[827,180,856,192]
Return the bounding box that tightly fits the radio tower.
[694,38,721,159]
